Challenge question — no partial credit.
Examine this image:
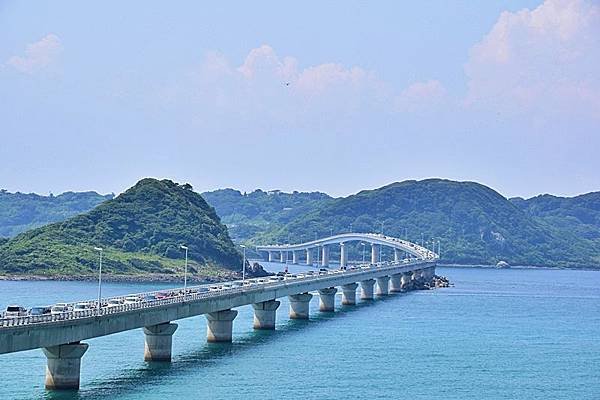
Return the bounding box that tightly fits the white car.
[73,302,93,312]
[4,305,27,318]
[51,303,71,315]
[106,299,125,308]
[124,296,142,304]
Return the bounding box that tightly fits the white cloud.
[465,0,600,117]
[6,34,63,74]
[182,44,440,121]
[395,80,446,113]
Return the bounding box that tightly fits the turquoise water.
[1,267,599,399]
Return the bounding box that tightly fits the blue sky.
[1,0,599,198]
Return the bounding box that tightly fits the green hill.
[511,193,600,242]
[0,179,243,279]
[250,179,600,268]
[202,188,332,241]
[0,190,112,238]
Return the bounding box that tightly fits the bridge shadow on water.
[42,291,416,400]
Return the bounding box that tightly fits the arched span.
[255,233,438,260]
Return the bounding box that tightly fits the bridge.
[0,233,438,391]
[255,232,437,266]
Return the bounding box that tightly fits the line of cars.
[1,264,387,320]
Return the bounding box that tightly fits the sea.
[0,265,599,400]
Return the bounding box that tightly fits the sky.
[1,0,599,199]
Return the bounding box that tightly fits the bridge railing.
[0,257,436,328]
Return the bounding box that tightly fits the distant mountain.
[202,188,332,241]
[251,179,600,268]
[0,190,112,238]
[511,192,600,241]
[0,179,243,279]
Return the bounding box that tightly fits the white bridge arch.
[256,233,438,267]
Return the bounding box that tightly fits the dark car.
[29,306,51,316]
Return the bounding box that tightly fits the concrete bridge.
[256,232,437,267]
[0,233,438,391]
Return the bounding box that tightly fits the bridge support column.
[390,273,402,293]
[289,293,312,319]
[321,245,330,267]
[318,287,337,312]
[341,283,358,305]
[394,248,401,262]
[206,309,238,342]
[376,276,389,296]
[412,269,422,283]
[371,244,379,264]
[252,300,280,330]
[43,342,89,390]
[360,279,376,300]
[279,251,286,263]
[143,322,178,361]
[401,272,412,291]
[268,251,274,262]
[306,249,313,265]
[292,251,299,264]
[340,242,347,268]
[423,266,436,280]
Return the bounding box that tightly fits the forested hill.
[510,192,600,243]
[0,190,112,238]
[202,188,332,241]
[0,179,243,278]
[250,179,600,269]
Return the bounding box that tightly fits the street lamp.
[94,247,103,313]
[180,245,188,293]
[240,244,247,281]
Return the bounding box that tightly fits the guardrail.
[0,257,435,328]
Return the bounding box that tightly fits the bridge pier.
[291,251,298,264]
[360,279,375,300]
[143,322,178,361]
[43,342,89,390]
[394,248,401,262]
[306,248,313,265]
[279,251,286,263]
[318,287,337,312]
[340,242,347,268]
[252,300,280,330]
[206,309,238,342]
[268,251,274,262]
[401,272,412,290]
[371,244,379,264]
[390,273,402,293]
[376,276,389,296]
[412,269,422,283]
[341,283,358,305]
[289,293,312,319]
[321,245,330,267]
[423,266,436,280]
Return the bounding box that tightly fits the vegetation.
[0,190,112,238]
[0,179,243,278]
[202,189,332,241]
[212,179,600,269]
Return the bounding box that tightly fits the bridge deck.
[0,258,435,354]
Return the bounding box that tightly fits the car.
[155,292,170,300]
[144,294,158,302]
[196,287,209,293]
[4,305,28,318]
[124,296,142,304]
[209,286,220,292]
[50,303,71,315]
[319,268,328,272]
[73,302,93,311]
[268,276,280,281]
[257,279,267,283]
[276,271,286,276]
[106,299,125,308]
[222,283,233,289]
[305,271,315,275]
[29,306,51,316]
[231,281,244,287]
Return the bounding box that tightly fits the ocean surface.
[1,266,599,400]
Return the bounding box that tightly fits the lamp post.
[240,244,247,281]
[180,245,188,293]
[94,247,103,313]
